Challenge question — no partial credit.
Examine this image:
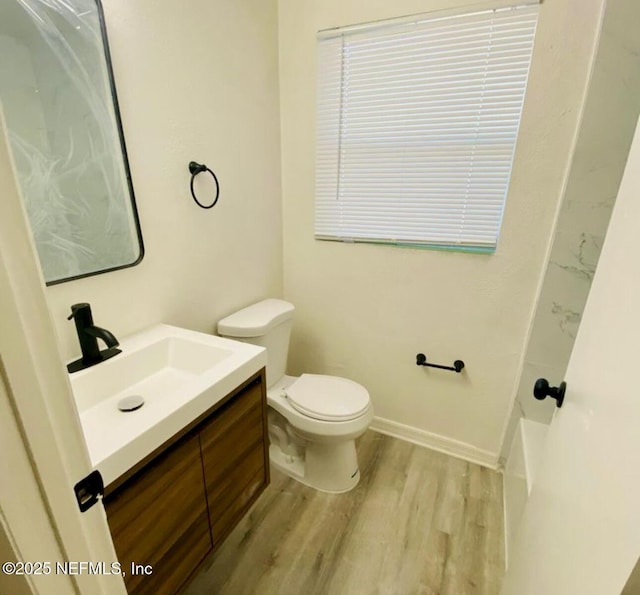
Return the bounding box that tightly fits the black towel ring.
[188,161,220,209]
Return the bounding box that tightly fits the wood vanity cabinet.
[200,375,267,546]
[103,432,211,594]
[103,370,269,594]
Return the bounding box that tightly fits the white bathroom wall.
[512,0,640,427]
[278,0,607,462]
[39,0,283,359]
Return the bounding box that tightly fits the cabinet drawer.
[200,379,268,545]
[104,432,212,594]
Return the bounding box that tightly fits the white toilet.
[218,299,374,493]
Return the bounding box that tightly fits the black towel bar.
[416,353,465,373]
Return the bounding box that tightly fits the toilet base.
[269,438,361,494]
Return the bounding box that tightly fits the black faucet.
[67,303,121,373]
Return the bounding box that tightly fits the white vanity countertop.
[68,324,266,487]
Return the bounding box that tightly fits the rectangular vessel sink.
[69,324,266,486]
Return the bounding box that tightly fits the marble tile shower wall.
[515,0,640,425]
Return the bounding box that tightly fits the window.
[315,3,539,252]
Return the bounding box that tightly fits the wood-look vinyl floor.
[185,431,504,595]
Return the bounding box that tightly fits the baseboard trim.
[370,416,499,469]
[502,472,510,570]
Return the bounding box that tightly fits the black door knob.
[533,378,566,408]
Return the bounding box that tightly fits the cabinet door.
[200,378,268,546]
[104,432,212,595]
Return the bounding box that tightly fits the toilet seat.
[284,374,370,422]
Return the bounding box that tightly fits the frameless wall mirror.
[0,0,143,285]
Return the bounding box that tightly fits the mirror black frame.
[45,0,144,286]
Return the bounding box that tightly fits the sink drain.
[118,395,145,412]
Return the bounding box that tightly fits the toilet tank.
[217,299,295,388]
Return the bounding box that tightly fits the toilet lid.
[284,374,370,422]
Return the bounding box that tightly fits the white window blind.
[315,3,539,251]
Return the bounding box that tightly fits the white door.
[0,110,126,594]
[501,116,640,594]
